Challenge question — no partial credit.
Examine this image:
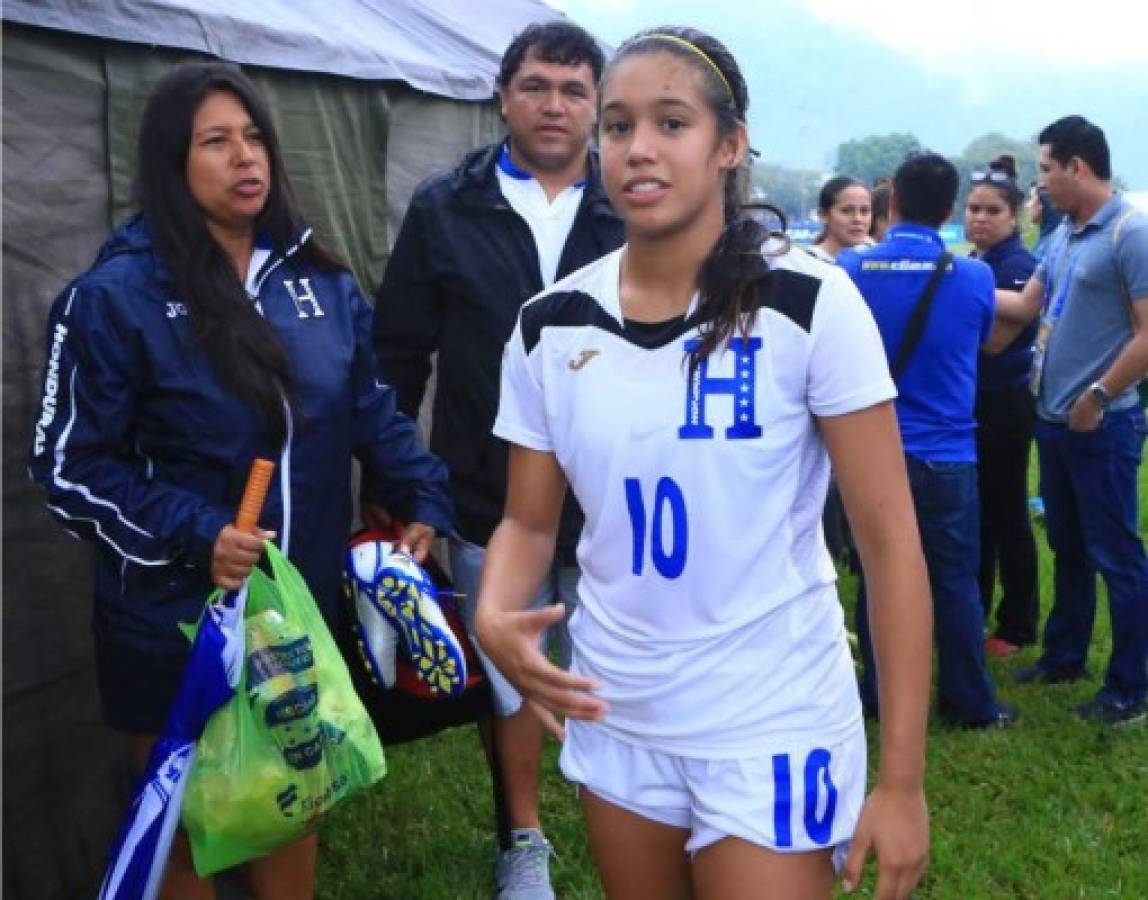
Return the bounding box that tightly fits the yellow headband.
[640,33,735,108]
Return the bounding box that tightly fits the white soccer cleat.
[346,541,467,697]
[346,540,399,689]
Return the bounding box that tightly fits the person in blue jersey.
[476,27,931,900]
[27,63,452,899]
[964,154,1040,658]
[840,151,1016,730]
[374,21,623,898]
[995,115,1148,726]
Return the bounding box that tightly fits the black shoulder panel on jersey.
[752,268,820,333]
[521,290,625,353]
[521,268,821,353]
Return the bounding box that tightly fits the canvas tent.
[1,2,572,896]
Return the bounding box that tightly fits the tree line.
[754,131,1046,225]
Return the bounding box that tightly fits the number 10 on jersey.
[624,476,688,579]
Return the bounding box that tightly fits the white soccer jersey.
[495,244,896,756]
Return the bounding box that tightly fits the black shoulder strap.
[891,251,952,380]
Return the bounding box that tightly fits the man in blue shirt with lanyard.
[374,21,623,899]
[840,151,1015,728]
[994,116,1148,726]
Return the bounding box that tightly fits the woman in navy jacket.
[965,154,1039,658]
[28,62,452,898]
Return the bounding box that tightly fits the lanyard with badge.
[1030,231,1076,397]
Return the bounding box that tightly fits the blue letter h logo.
[678,337,763,440]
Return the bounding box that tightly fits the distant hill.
[741,14,1148,189]
[555,0,1148,191]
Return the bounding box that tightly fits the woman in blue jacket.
[965,154,1039,658]
[28,63,452,898]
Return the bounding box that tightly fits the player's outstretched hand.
[842,783,929,899]
[477,602,608,738]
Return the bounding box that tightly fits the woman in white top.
[477,26,930,900]
[809,175,873,262]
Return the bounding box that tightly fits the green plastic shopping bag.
[182,542,386,875]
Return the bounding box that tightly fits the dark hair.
[815,175,869,243]
[137,62,340,441]
[604,26,781,367]
[893,151,958,228]
[497,20,605,88]
[970,153,1024,213]
[870,184,891,236]
[989,153,1018,180]
[1038,115,1110,180]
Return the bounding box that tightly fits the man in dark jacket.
[373,21,622,900]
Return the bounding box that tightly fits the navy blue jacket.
[973,231,1038,392]
[28,215,452,654]
[373,143,624,558]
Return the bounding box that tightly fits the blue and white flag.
[98,586,249,900]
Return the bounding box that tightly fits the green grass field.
[317,462,1148,899]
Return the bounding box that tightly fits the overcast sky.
[549,0,1148,187]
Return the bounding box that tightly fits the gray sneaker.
[496,828,556,900]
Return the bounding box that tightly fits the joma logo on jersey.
[166,302,189,318]
[33,323,68,456]
[568,349,600,371]
[678,336,762,440]
[283,278,325,319]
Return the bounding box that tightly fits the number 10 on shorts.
[773,748,838,847]
[624,476,688,579]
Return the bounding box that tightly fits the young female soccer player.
[476,28,930,899]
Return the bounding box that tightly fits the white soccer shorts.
[560,719,866,869]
